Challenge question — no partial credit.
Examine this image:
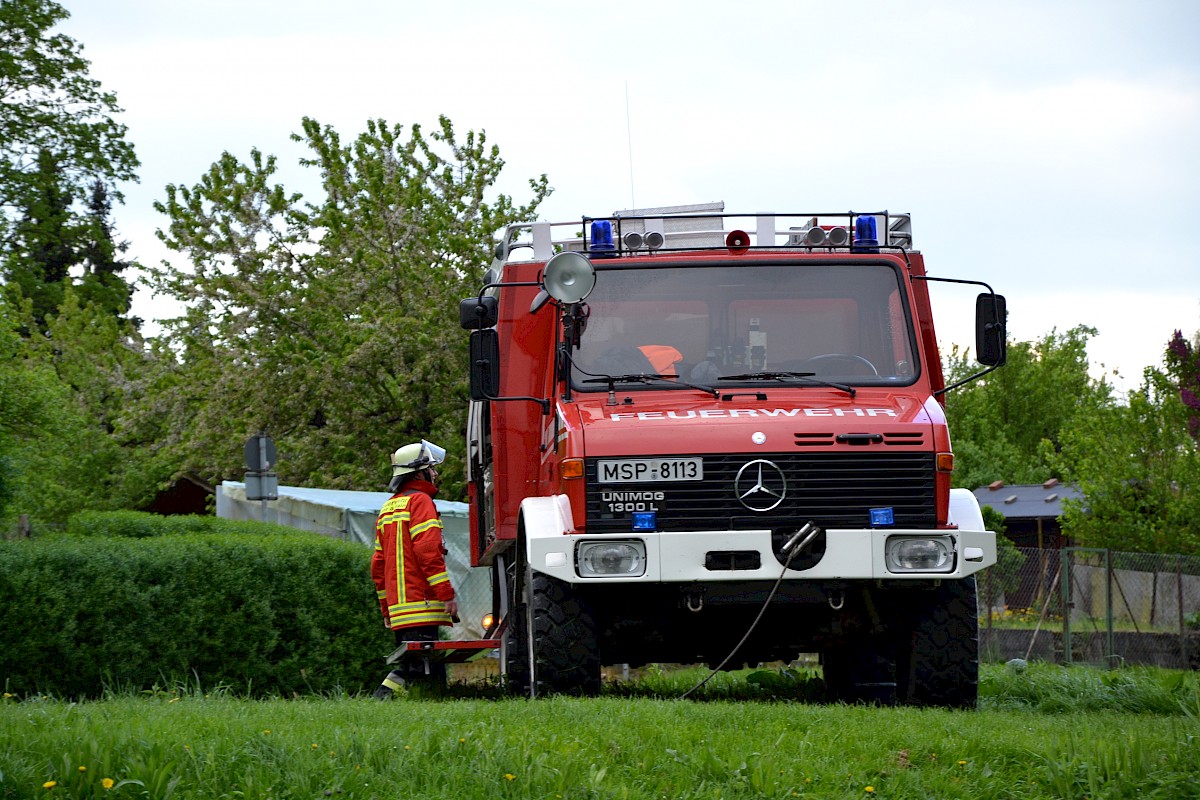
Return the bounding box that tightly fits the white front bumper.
[527,527,997,585]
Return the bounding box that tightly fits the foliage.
[942,325,1114,489]
[0,0,138,216]
[0,526,389,698]
[64,509,287,538]
[1,667,1198,799]
[141,117,550,498]
[0,294,165,526]
[1058,361,1200,554]
[0,0,139,329]
[0,296,116,524]
[1166,328,1200,442]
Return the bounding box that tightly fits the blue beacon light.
[852,215,880,254]
[632,511,657,531]
[869,507,895,527]
[590,220,616,252]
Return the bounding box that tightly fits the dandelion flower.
[865,787,875,794]
[312,744,320,749]
[3,692,13,698]
[957,760,967,766]
[42,781,57,789]
[262,730,271,735]
[504,773,516,781]
[102,778,114,790]
[77,766,86,772]
[459,738,466,743]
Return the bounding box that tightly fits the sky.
[59,0,1200,393]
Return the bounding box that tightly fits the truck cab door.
[466,399,497,565]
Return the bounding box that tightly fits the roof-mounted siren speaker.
[643,230,665,250]
[543,251,597,304]
[803,226,827,246]
[622,231,644,251]
[726,229,751,255]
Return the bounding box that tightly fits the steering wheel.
[787,353,880,376]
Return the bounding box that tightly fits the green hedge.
[0,519,393,698]
[65,510,294,538]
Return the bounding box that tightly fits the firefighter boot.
[372,671,405,700]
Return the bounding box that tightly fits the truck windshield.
[570,262,919,390]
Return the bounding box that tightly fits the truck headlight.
[885,536,955,573]
[577,540,646,577]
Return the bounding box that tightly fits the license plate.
[596,457,703,483]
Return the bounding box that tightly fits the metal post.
[259,437,270,523]
[1105,549,1114,668]
[1061,548,1072,665]
[1180,556,1189,669]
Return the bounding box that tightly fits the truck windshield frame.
[569,260,921,391]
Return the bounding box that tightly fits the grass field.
[2,663,1198,799]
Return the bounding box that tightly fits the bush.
[0,526,392,698]
[64,509,294,538]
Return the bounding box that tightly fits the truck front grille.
[584,452,935,534]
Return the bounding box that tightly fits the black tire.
[528,570,600,697]
[896,577,979,709]
[498,555,530,696]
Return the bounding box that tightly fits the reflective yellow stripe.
[378,509,410,527]
[409,518,441,539]
[389,599,446,614]
[382,677,403,691]
[427,571,450,586]
[394,611,453,626]
[376,589,387,599]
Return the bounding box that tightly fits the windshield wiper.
[582,373,720,399]
[718,371,856,397]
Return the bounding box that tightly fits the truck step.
[385,638,500,666]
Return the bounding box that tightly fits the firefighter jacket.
[371,480,456,630]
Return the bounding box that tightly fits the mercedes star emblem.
[734,459,787,512]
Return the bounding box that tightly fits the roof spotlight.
[827,226,850,246]
[804,227,827,246]
[644,230,665,250]
[623,231,644,250]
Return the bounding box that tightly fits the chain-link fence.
[978,546,1200,668]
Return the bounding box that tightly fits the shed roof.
[971,479,1084,520]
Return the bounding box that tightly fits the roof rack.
[492,207,913,264]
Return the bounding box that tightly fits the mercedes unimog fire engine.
[451,204,1006,707]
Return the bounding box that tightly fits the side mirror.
[469,329,501,400]
[975,293,1007,367]
[460,296,499,330]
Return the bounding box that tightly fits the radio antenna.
[625,81,635,210]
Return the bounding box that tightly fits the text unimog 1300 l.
[456,206,1006,707]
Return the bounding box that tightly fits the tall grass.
[2,664,1198,799]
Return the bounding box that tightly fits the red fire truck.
[449,205,1005,707]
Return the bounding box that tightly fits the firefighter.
[371,439,459,698]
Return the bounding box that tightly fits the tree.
[74,178,135,323]
[942,325,1114,489]
[0,295,97,523]
[142,116,550,497]
[0,0,139,328]
[0,0,138,214]
[1165,329,1200,442]
[2,147,76,328]
[1058,362,1200,554]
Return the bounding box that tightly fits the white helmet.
[390,439,447,479]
